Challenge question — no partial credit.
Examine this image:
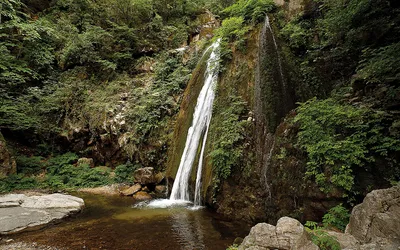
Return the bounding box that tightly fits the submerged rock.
[0,193,84,234]
[239,217,319,250]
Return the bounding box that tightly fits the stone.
[0,133,16,177]
[154,172,165,184]
[120,183,141,196]
[133,167,156,185]
[141,186,150,192]
[0,193,84,234]
[155,185,167,194]
[326,231,360,250]
[79,184,129,196]
[77,157,94,168]
[239,217,319,250]
[132,191,152,201]
[345,185,400,249]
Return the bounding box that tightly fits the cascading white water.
[170,39,221,205]
[264,14,285,89]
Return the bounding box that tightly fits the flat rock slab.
[0,193,84,234]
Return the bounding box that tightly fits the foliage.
[305,221,341,250]
[0,174,39,193]
[113,163,140,183]
[295,98,400,193]
[215,17,249,43]
[209,95,249,179]
[214,0,275,54]
[222,0,275,24]
[322,204,350,231]
[226,244,239,250]
[357,42,400,85]
[16,155,44,175]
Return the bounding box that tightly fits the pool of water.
[8,193,249,250]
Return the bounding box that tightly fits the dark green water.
[10,193,249,250]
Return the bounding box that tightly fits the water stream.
[170,39,221,205]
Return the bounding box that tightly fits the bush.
[222,0,275,24]
[305,221,341,250]
[0,174,39,193]
[16,155,45,175]
[114,163,140,183]
[295,98,400,193]
[322,204,350,231]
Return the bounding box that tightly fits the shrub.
[295,98,400,193]
[114,163,140,183]
[16,155,45,175]
[305,221,341,250]
[322,204,350,231]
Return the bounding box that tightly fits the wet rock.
[0,193,84,234]
[0,134,16,177]
[155,185,167,194]
[154,172,165,184]
[345,185,400,249]
[132,191,152,201]
[239,217,318,250]
[120,184,142,196]
[133,167,156,185]
[77,157,94,168]
[141,186,150,192]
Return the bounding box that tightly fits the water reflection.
[5,194,247,250]
[170,210,205,250]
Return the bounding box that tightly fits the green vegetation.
[209,95,249,179]
[304,204,350,250]
[277,0,400,198]
[0,152,117,193]
[214,0,275,53]
[295,98,400,194]
[322,204,350,231]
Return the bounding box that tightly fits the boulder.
[154,172,165,184]
[155,185,167,194]
[133,191,152,201]
[120,183,141,196]
[326,231,360,250]
[0,193,84,234]
[239,217,319,250]
[79,184,129,196]
[0,134,16,177]
[77,157,94,168]
[133,167,156,185]
[345,185,400,249]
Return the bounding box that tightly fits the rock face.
[345,185,400,249]
[239,217,319,250]
[0,193,84,234]
[0,134,16,177]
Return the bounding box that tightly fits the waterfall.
[170,39,221,204]
[264,14,285,90]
